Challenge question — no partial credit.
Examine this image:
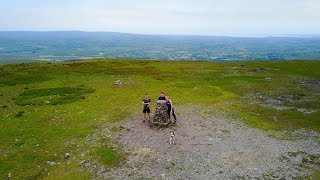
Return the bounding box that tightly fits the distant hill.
[0,31,320,61]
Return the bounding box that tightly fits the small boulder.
[64,153,71,158]
[47,161,56,166]
[114,80,122,86]
[79,160,86,165]
[292,155,303,165]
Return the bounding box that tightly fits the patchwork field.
[0,59,319,179]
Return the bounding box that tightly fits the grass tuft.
[15,111,25,117]
[95,146,120,167]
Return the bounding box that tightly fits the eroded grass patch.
[15,86,95,106]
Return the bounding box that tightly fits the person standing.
[166,96,177,124]
[158,92,166,100]
[142,94,151,123]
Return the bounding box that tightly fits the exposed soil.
[242,93,319,114]
[87,106,320,179]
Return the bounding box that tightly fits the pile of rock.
[153,100,169,125]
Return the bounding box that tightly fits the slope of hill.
[0,59,319,179]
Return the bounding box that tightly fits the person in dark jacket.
[158,92,166,100]
[142,94,151,123]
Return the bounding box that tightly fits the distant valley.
[0,31,320,62]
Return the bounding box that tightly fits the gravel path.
[92,106,320,179]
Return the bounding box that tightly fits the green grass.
[95,146,121,167]
[0,58,319,178]
[16,86,95,106]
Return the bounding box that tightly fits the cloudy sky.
[0,0,319,36]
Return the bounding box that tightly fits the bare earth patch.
[88,106,319,179]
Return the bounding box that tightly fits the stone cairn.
[152,100,169,125]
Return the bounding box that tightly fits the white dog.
[169,130,175,145]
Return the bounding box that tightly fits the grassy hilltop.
[0,59,320,178]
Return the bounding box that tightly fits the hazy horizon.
[1,30,320,38]
[1,0,319,37]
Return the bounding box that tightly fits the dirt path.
[91,106,319,179]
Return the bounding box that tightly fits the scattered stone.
[297,108,318,114]
[306,81,320,86]
[47,161,56,166]
[97,166,106,174]
[85,162,91,168]
[79,160,86,165]
[64,153,71,158]
[114,80,122,86]
[91,106,320,179]
[292,155,303,165]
